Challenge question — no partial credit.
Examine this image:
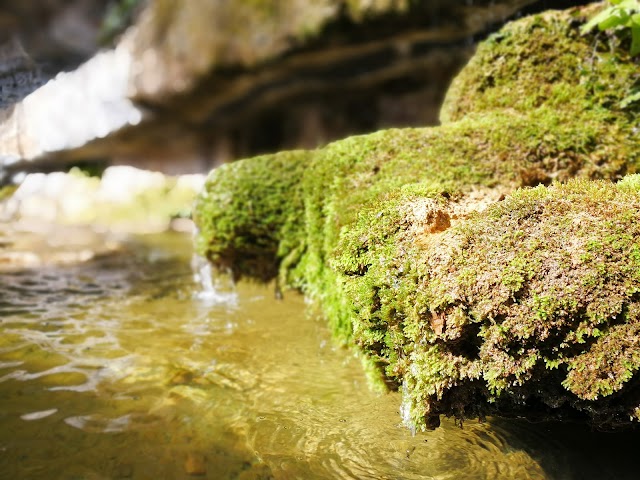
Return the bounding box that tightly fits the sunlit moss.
[440,5,640,127]
[193,5,640,429]
[195,102,640,340]
[193,150,311,284]
[378,179,640,430]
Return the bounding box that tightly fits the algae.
[193,4,640,430]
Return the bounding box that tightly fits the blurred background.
[0,0,589,178]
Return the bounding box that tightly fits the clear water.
[0,232,639,479]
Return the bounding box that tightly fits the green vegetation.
[440,4,640,122]
[581,0,640,55]
[338,178,640,430]
[193,5,640,430]
[193,151,311,285]
[99,0,143,45]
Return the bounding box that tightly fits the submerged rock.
[184,451,207,476]
[194,4,640,429]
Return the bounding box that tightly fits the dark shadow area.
[491,417,640,480]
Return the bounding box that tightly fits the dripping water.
[400,380,418,436]
[191,253,237,305]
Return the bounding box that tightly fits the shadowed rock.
[0,0,564,177]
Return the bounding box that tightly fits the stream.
[0,232,639,479]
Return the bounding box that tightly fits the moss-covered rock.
[336,178,640,429]
[440,4,640,126]
[194,150,311,284]
[196,104,640,334]
[193,4,640,429]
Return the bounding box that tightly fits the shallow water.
[0,233,639,480]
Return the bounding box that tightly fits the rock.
[169,369,194,386]
[337,177,640,430]
[184,451,207,476]
[0,165,202,269]
[237,462,275,480]
[0,0,579,176]
[0,1,109,71]
[193,150,310,284]
[112,462,133,479]
[193,4,640,429]
[395,178,640,429]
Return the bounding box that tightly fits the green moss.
[440,5,640,127]
[193,5,640,429]
[195,103,640,339]
[196,100,638,341]
[334,178,640,429]
[193,150,311,284]
[406,179,640,427]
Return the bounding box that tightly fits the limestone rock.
[0,0,553,177]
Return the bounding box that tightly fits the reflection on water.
[0,232,639,479]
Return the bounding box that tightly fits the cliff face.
[193,4,640,430]
[0,0,580,178]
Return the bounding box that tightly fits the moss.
[440,5,640,127]
[196,103,640,338]
[193,150,311,284]
[193,5,640,429]
[335,178,640,430]
[401,179,640,429]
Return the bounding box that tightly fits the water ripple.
[0,234,639,479]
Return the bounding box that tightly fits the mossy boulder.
[336,178,640,429]
[194,150,310,284]
[193,4,640,429]
[196,109,640,338]
[440,3,640,125]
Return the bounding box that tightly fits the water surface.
[0,233,638,479]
